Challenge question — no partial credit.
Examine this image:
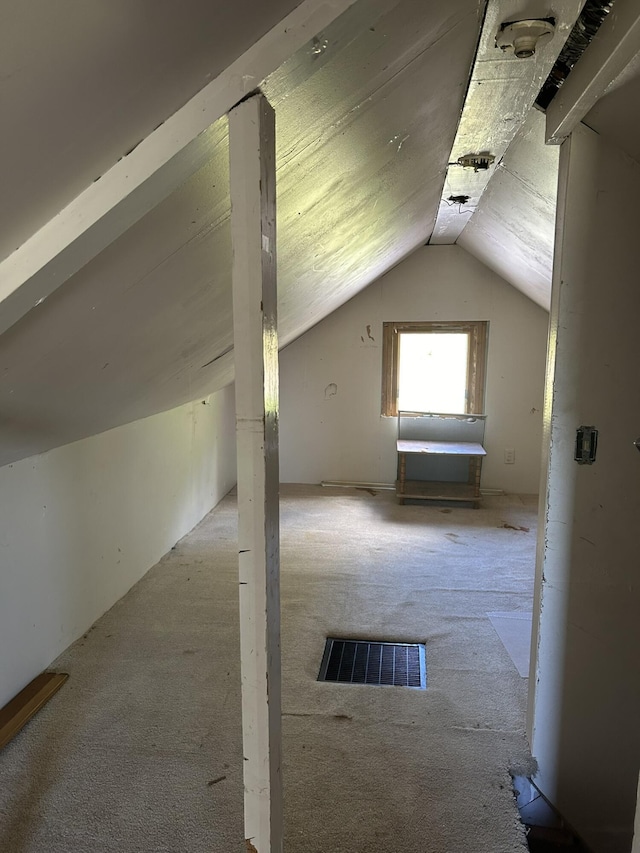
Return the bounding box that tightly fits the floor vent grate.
[318,638,426,689]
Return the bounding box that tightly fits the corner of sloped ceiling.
[269,0,486,346]
[436,0,640,312]
[0,0,484,468]
[457,107,558,311]
[0,0,304,264]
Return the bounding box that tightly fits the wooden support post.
[229,93,282,853]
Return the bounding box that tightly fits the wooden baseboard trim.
[0,671,69,751]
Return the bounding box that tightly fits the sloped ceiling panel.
[0,0,302,263]
[0,0,483,466]
[458,107,559,309]
[0,120,233,466]
[431,0,584,244]
[268,0,484,337]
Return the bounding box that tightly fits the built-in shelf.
[395,411,487,507]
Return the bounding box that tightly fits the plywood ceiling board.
[0,0,367,342]
[0,0,303,263]
[431,0,584,244]
[270,0,484,341]
[267,1,481,170]
[0,147,234,466]
[458,108,558,309]
[0,0,483,466]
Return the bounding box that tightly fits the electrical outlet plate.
[575,426,597,465]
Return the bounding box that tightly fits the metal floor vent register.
[318,638,426,689]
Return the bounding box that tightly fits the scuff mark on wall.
[366,324,375,341]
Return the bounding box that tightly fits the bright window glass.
[398,332,469,413]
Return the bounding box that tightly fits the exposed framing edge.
[0,671,69,751]
[546,0,640,144]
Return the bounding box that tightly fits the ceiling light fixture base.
[456,153,496,172]
[496,19,555,59]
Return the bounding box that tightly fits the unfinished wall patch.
[324,383,338,399]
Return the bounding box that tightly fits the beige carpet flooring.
[0,485,539,852]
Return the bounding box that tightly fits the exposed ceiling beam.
[546,0,640,144]
[430,0,584,245]
[0,0,361,339]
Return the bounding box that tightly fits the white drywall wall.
[279,245,548,493]
[0,385,236,709]
[530,125,640,853]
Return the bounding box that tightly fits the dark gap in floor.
[512,776,593,852]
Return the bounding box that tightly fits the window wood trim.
[381,321,488,417]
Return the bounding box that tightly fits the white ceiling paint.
[430,0,584,245]
[456,10,640,311]
[458,107,558,310]
[0,0,303,264]
[0,0,364,340]
[266,1,484,338]
[8,0,636,469]
[0,0,483,467]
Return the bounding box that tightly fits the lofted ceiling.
[0,0,639,467]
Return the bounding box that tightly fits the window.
[381,321,488,417]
